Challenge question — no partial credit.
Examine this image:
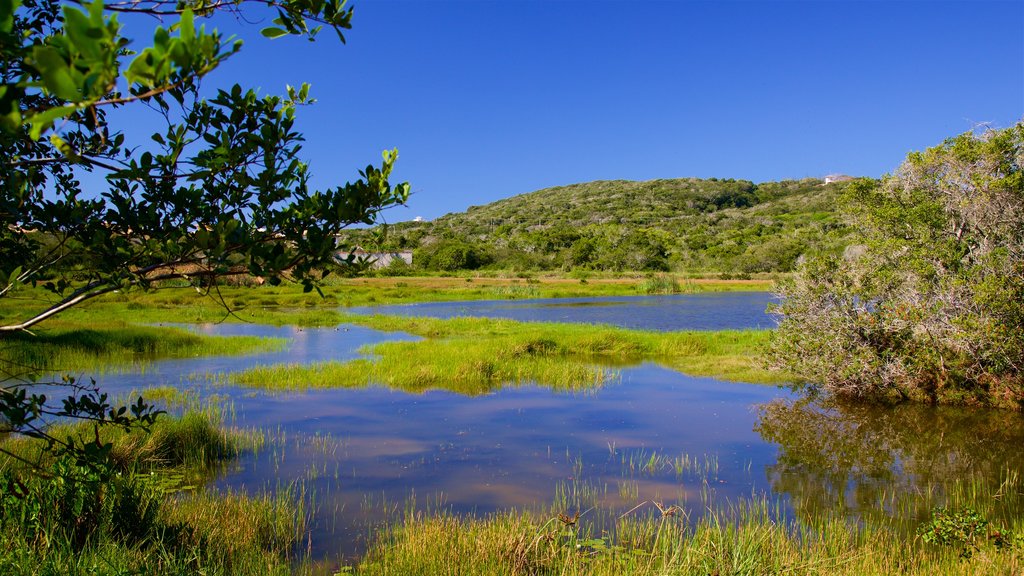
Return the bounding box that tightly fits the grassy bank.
[353,472,1023,575]
[233,315,784,393]
[0,401,306,575]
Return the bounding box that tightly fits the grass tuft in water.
[232,315,784,393]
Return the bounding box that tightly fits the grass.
[351,471,1024,575]
[0,403,307,576]
[0,321,285,376]
[0,400,254,483]
[231,315,785,393]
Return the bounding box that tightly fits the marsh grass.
[233,315,785,393]
[234,334,619,394]
[352,470,1024,575]
[118,385,198,409]
[0,401,257,481]
[0,322,285,376]
[636,274,685,295]
[0,406,304,575]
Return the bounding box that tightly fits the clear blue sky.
[122,0,1024,222]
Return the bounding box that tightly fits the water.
[76,292,1024,565]
[349,291,777,331]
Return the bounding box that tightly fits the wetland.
[8,288,1020,573]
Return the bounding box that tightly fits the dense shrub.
[768,124,1024,408]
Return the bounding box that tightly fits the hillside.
[343,177,859,274]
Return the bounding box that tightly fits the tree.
[1,0,409,332]
[767,123,1024,408]
[1,0,408,469]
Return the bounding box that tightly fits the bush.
[768,124,1024,407]
[416,240,489,271]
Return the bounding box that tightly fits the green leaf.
[0,0,19,33]
[178,9,195,42]
[62,7,101,60]
[261,27,289,39]
[31,46,81,101]
[49,133,76,158]
[27,105,78,140]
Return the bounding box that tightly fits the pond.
[85,292,1024,566]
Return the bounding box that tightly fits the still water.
[349,291,777,331]
[87,292,1023,564]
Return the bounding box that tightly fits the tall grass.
[636,274,685,294]
[352,470,1024,575]
[0,406,304,576]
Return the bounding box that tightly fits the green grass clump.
[233,315,786,393]
[636,274,684,295]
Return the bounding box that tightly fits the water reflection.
[755,396,1024,526]
[209,364,789,559]
[349,292,777,331]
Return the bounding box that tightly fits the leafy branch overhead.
[0,0,409,333]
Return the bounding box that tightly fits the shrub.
[768,124,1024,407]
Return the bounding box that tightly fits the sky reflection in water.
[349,291,778,331]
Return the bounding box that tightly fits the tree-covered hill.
[345,177,860,274]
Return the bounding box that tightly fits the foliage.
[415,239,490,271]
[0,375,162,477]
[918,508,991,558]
[343,177,854,274]
[0,0,405,560]
[1,457,164,550]
[1,0,409,333]
[0,408,305,575]
[767,124,1024,407]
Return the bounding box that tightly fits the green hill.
[345,177,858,274]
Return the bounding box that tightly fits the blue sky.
[121,0,1023,221]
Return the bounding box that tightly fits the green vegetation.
[0,406,306,575]
[0,321,284,375]
[769,123,1024,409]
[0,275,771,330]
[233,315,784,393]
[344,177,856,274]
[352,471,1022,575]
[1,1,407,570]
[1,0,408,336]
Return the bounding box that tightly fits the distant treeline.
[342,177,859,274]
